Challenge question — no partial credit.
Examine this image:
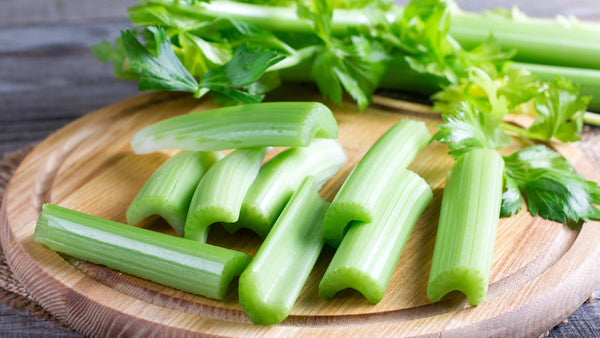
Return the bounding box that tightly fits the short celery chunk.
[319,169,432,303]
[131,102,338,154]
[34,204,251,301]
[224,138,347,238]
[322,120,431,248]
[427,149,504,306]
[126,151,221,236]
[239,177,328,325]
[184,147,269,242]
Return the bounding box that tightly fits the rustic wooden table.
[1,0,598,336]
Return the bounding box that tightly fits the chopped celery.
[239,177,328,325]
[427,149,504,306]
[126,151,221,236]
[322,120,431,248]
[131,102,338,154]
[34,204,251,300]
[319,169,432,304]
[224,138,346,238]
[184,147,269,242]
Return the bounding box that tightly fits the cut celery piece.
[427,149,504,306]
[131,102,338,154]
[34,204,251,300]
[126,151,221,236]
[224,138,346,238]
[319,169,432,304]
[322,120,431,248]
[184,147,268,242]
[239,177,328,325]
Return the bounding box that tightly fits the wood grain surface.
[1,88,600,336]
[1,0,599,336]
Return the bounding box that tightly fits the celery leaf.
[503,145,600,225]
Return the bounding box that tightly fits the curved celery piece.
[131,102,338,154]
[322,120,431,248]
[319,169,432,304]
[126,151,221,236]
[34,204,251,300]
[427,149,504,306]
[184,147,269,242]
[224,138,347,238]
[239,177,328,325]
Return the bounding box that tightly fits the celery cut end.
[126,198,185,236]
[308,102,338,140]
[238,272,289,325]
[238,203,277,238]
[427,266,488,306]
[322,203,371,248]
[319,266,384,304]
[184,206,237,243]
[215,253,252,301]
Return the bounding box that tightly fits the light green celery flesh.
[322,120,431,248]
[34,204,251,300]
[229,138,346,238]
[125,151,221,236]
[131,102,338,154]
[427,149,504,306]
[239,177,328,325]
[319,169,432,304]
[184,147,268,242]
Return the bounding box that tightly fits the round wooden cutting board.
[1,88,600,337]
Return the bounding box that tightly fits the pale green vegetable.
[427,149,504,306]
[184,147,268,242]
[319,169,432,304]
[131,102,338,154]
[126,151,221,236]
[35,204,251,300]
[239,177,327,325]
[224,138,346,238]
[322,120,431,248]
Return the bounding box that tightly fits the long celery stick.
[184,147,268,242]
[239,177,328,325]
[322,120,431,248]
[427,149,504,306]
[224,138,346,238]
[146,0,600,69]
[131,102,338,154]
[34,204,251,300]
[126,151,221,236]
[319,169,432,304]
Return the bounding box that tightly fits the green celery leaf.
[526,76,590,142]
[503,145,600,225]
[431,101,510,158]
[90,38,139,80]
[121,27,200,94]
[500,175,523,217]
[176,31,232,77]
[199,43,285,103]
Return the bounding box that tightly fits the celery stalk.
[239,177,328,325]
[184,147,268,242]
[319,169,432,304]
[34,204,251,300]
[427,149,504,306]
[322,120,431,248]
[131,102,338,154]
[126,151,221,236]
[224,138,346,238]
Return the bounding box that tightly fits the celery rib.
[319,169,432,303]
[427,149,504,306]
[131,102,338,154]
[322,120,431,248]
[239,177,328,325]
[126,151,221,236]
[184,147,268,242]
[35,204,251,300]
[225,138,347,238]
